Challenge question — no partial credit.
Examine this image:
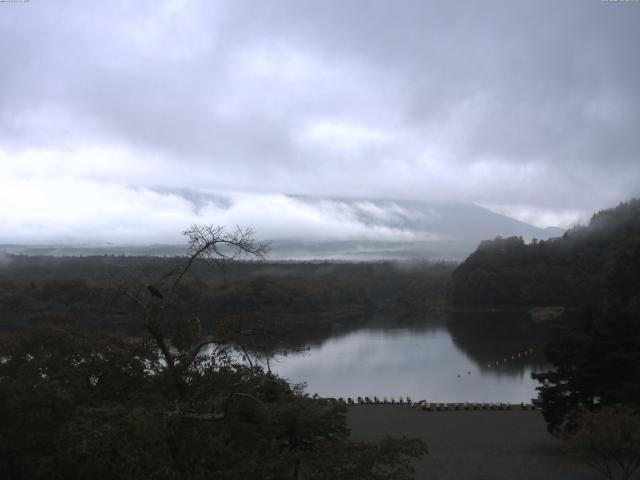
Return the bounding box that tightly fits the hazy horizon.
[1,1,639,245]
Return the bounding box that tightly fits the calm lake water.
[274,313,552,403]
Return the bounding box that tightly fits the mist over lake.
[2,1,640,477]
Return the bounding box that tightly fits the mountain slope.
[451,198,640,306]
[1,196,563,260]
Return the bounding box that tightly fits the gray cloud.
[1,0,639,243]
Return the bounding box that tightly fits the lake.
[274,312,552,403]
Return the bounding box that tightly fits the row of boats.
[414,401,536,411]
[324,396,537,410]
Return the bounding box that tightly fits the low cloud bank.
[0,180,440,245]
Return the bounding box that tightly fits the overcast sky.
[1,0,639,244]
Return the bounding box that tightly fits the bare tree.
[111,224,268,395]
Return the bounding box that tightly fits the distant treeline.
[450,199,640,307]
[0,257,454,334]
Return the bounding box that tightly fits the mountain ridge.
[1,198,564,261]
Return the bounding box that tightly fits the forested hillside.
[450,199,640,307]
[0,257,453,339]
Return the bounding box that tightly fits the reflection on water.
[274,312,554,403]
